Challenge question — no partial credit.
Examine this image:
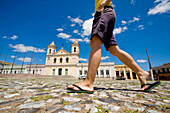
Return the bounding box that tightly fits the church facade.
[44,41,116,78]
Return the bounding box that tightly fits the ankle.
[83,79,94,87]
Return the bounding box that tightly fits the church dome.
[50,41,55,46]
[73,40,78,44]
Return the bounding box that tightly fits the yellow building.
[115,64,138,80]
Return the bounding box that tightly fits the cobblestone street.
[0,75,169,113]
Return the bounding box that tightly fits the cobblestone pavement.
[0,75,169,113]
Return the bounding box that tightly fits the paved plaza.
[0,74,169,113]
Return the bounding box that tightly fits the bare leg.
[68,35,102,91]
[108,45,149,91]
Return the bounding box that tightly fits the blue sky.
[0,0,170,71]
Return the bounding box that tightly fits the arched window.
[60,58,63,63]
[54,58,56,63]
[66,58,69,63]
[74,47,76,52]
[49,49,51,54]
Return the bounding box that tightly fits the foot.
[137,71,150,91]
[67,80,94,92]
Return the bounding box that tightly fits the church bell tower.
[71,40,80,55]
[47,41,57,55]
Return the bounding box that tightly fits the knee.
[108,45,120,56]
[90,35,102,49]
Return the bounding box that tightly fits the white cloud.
[9,44,46,53]
[2,36,7,39]
[56,28,63,32]
[73,30,79,34]
[83,37,90,43]
[129,17,140,23]
[79,58,88,62]
[148,0,170,15]
[17,57,32,62]
[122,17,140,25]
[121,20,127,25]
[11,56,16,58]
[69,37,90,44]
[82,18,94,37]
[10,35,18,40]
[101,56,109,60]
[113,26,128,35]
[138,25,145,30]
[71,24,75,27]
[137,59,147,63]
[57,33,71,39]
[131,0,136,5]
[68,16,83,26]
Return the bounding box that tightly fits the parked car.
[116,76,126,80]
[79,75,86,80]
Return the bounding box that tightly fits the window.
[116,71,119,77]
[66,58,69,63]
[49,49,51,54]
[54,58,57,63]
[84,70,87,75]
[79,70,82,75]
[48,56,50,60]
[96,70,99,78]
[106,70,109,75]
[101,70,104,78]
[106,70,110,78]
[60,58,63,63]
[74,47,76,52]
[121,71,124,77]
[126,71,131,79]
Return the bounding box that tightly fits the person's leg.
[68,35,102,91]
[108,45,149,91]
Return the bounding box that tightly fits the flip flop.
[66,84,94,94]
[141,81,161,92]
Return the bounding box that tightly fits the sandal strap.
[141,83,152,88]
[72,84,84,91]
[141,83,147,88]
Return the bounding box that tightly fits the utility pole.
[20,47,27,74]
[10,45,19,74]
[1,48,9,74]
[146,49,154,81]
[28,46,35,74]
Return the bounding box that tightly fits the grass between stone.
[30,95,53,101]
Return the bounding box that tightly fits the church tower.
[71,40,80,55]
[47,41,57,55]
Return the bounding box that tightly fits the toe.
[141,85,148,91]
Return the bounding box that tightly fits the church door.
[65,69,68,75]
[53,69,55,75]
[58,68,62,75]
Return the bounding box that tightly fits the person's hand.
[97,3,104,12]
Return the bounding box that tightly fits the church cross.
[62,43,64,48]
